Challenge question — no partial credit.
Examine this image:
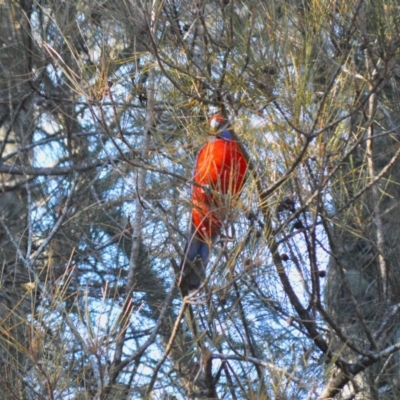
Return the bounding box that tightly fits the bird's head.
[209,114,232,139]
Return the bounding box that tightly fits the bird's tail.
[179,227,214,291]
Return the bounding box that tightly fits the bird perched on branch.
[180,114,248,291]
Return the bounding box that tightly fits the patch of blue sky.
[39,293,161,370]
[34,113,65,167]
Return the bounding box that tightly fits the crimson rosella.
[180,115,248,290]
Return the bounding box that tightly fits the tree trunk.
[0,0,38,397]
[325,57,400,400]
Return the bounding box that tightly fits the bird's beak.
[209,118,220,132]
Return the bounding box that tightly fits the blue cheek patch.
[219,129,233,140]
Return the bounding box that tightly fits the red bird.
[180,115,248,290]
